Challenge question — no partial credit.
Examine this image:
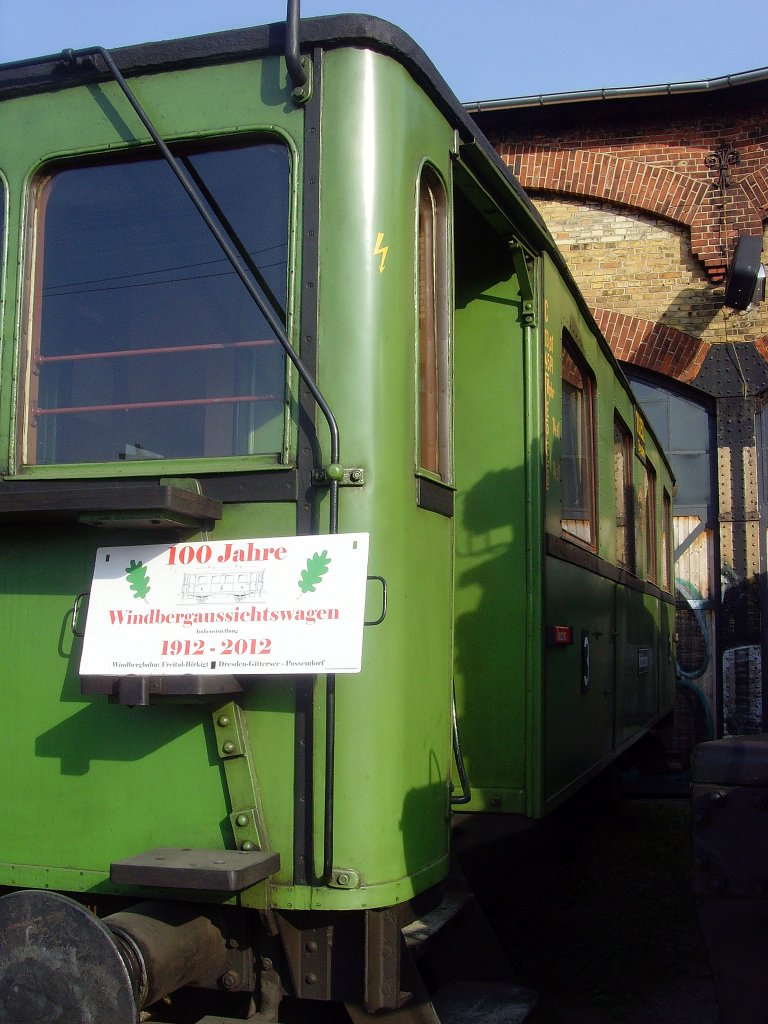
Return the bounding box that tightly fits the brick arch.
[507,150,706,224]
[754,335,768,366]
[591,307,709,384]
[502,147,765,282]
[740,166,768,214]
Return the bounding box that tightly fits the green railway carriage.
[0,8,675,1023]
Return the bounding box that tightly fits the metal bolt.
[220,970,240,990]
[710,790,727,805]
[336,873,349,886]
[217,714,230,727]
[235,814,249,827]
[241,841,256,852]
[305,941,318,953]
[350,469,362,483]
[261,958,273,971]
[490,796,502,808]
[222,741,236,754]
[305,973,317,985]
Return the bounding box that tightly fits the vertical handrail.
[285,0,308,89]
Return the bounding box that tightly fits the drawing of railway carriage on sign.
[180,569,265,604]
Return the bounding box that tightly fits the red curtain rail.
[34,394,280,416]
[35,337,277,364]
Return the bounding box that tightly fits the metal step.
[110,846,279,891]
[432,981,538,1024]
[195,1018,256,1024]
[403,891,474,952]
[195,1018,257,1024]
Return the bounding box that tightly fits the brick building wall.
[475,83,768,384]
[535,199,768,352]
[471,76,768,740]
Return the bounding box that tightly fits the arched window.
[417,166,450,482]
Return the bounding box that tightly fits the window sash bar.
[35,337,276,365]
[33,394,279,417]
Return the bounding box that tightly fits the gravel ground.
[459,796,720,1024]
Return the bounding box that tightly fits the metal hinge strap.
[213,701,270,853]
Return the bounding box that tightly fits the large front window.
[24,141,289,467]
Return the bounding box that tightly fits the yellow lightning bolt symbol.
[374,232,389,273]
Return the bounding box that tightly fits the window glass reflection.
[29,142,289,466]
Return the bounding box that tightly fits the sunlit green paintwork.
[537,254,676,812]
[0,45,458,915]
[0,27,675,926]
[0,58,308,906]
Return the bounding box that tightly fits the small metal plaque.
[110,847,279,892]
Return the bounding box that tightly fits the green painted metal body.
[0,20,675,936]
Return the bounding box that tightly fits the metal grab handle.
[71,592,89,638]
[364,575,387,626]
[450,681,472,805]
[581,631,590,693]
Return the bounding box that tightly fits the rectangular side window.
[644,461,658,582]
[613,415,634,570]
[24,141,289,468]
[662,488,672,592]
[561,334,595,545]
[418,166,451,483]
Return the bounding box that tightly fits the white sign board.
[80,533,370,676]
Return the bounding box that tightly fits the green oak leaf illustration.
[125,559,151,600]
[298,550,331,594]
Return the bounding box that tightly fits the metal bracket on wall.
[213,702,270,854]
[509,242,537,327]
[312,466,365,487]
[291,57,313,105]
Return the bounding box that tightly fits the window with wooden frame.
[23,140,289,468]
[662,488,672,592]
[613,415,634,570]
[560,334,596,545]
[417,165,451,483]
[644,461,658,582]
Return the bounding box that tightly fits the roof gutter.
[464,64,768,114]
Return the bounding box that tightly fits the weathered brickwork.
[474,86,768,384]
[496,101,768,285]
[535,197,768,379]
